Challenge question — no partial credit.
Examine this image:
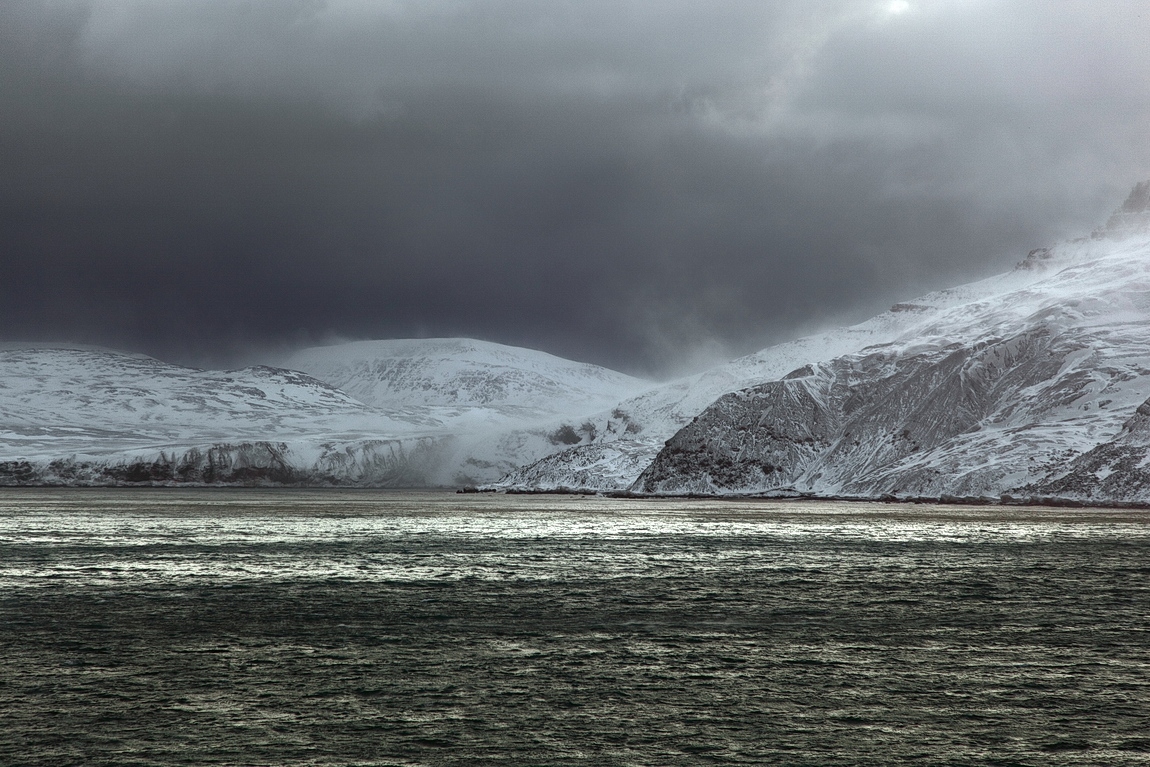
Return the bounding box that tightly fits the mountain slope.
[504,183,1150,500]
[495,242,1089,492]
[634,215,1150,499]
[0,346,428,449]
[1026,396,1150,504]
[0,341,650,487]
[277,337,656,485]
[281,338,651,426]
[0,345,455,486]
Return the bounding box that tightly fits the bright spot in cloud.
[887,0,911,13]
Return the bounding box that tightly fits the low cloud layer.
[3,0,1149,376]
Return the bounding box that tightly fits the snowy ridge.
[282,338,651,425]
[634,230,1150,500]
[502,182,1150,499]
[0,348,428,450]
[494,235,1081,492]
[277,337,656,484]
[0,342,649,487]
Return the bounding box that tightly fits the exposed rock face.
[1027,398,1150,503]
[1,429,555,489]
[494,439,657,492]
[1096,180,1150,237]
[633,211,1150,500]
[635,329,1125,497]
[0,438,451,487]
[72,443,300,486]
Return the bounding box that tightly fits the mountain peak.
[281,337,650,415]
[1096,180,1150,238]
[1119,180,1150,213]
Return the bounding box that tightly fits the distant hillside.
[281,338,651,424]
[0,340,650,487]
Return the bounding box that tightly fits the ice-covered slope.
[275,337,656,485]
[0,346,454,485]
[0,346,428,448]
[0,340,651,487]
[634,218,1150,500]
[505,183,1150,498]
[494,246,1077,491]
[1025,396,1150,504]
[281,338,651,427]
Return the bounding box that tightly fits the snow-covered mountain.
[0,340,651,487]
[631,188,1150,501]
[493,244,1076,492]
[0,345,454,486]
[274,337,655,485]
[8,185,1150,503]
[502,182,1150,503]
[281,338,650,427]
[0,345,426,446]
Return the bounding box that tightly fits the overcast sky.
[3,0,1149,377]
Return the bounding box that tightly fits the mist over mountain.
[4,182,1150,506]
[627,184,1150,502]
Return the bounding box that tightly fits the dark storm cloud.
[3,1,1149,376]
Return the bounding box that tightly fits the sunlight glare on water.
[1,488,1148,766]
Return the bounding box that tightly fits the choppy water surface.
[1,489,1148,766]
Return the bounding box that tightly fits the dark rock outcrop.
[1027,398,1150,503]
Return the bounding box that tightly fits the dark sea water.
[1,489,1148,766]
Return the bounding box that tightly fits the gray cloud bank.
[3,0,1149,376]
